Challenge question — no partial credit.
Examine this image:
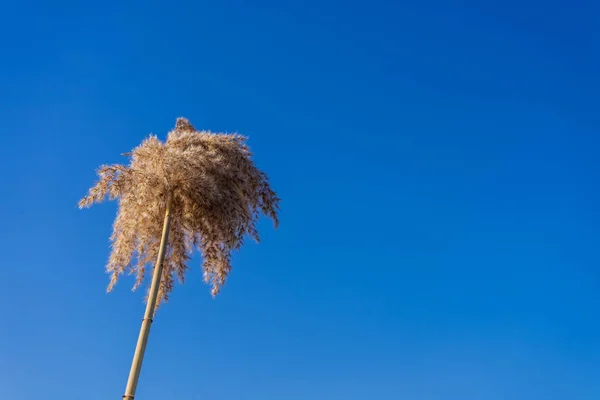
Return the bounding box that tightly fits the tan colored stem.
[122,192,173,399]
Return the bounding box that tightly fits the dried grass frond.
[80,118,279,306]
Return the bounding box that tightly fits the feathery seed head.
[79,119,279,306]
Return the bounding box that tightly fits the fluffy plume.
[80,118,279,306]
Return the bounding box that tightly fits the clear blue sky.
[1,1,599,399]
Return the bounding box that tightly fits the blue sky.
[1,0,599,399]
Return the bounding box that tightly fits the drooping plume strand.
[79,118,279,305]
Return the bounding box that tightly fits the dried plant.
[79,118,279,306]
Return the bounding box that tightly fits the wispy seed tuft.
[80,118,279,306]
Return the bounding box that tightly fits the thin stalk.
[122,191,174,399]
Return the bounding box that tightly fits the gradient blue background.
[1,1,599,399]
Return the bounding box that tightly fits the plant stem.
[122,191,174,399]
